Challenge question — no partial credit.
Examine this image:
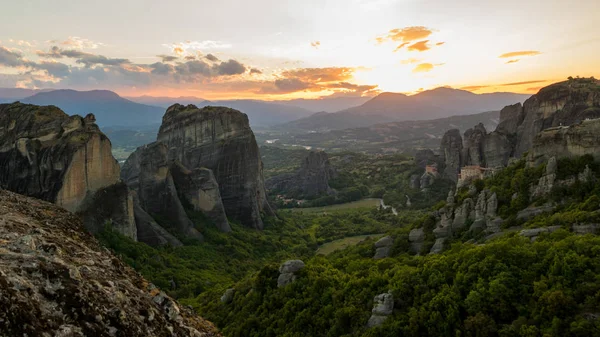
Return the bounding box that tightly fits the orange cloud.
[258,67,379,97]
[506,59,520,64]
[460,85,489,91]
[377,26,435,51]
[412,63,445,73]
[407,40,430,52]
[310,41,321,48]
[436,42,445,46]
[413,63,434,73]
[499,50,541,58]
[501,80,547,86]
[280,67,355,83]
[173,47,184,55]
[379,26,433,43]
[393,42,410,52]
[400,58,421,65]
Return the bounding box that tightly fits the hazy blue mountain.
[0,88,51,103]
[276,88,530,131]
[22,90,164,127]
[127,96,315,126]
[274,96,373,112]
[123,95,206,107]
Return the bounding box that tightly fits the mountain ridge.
[277,88,530,131]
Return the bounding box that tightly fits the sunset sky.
[0,0,598,100]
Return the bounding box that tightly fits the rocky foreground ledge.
[0,189,220,337]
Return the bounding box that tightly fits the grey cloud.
[250,68,262,75]
[36,46,129,67]
[150,62,175,75]
[75,54,130,67]
[35,61,71,78]
[205,54,219,62]
[0,47,24,67]
[157,54,178,62]
[216,59,246,75]
[275,78,310,91]
[175,60,213,76]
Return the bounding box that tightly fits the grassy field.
[286,198,381,214]
[316,234,384,255]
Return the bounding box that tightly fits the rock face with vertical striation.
[440,78,600,177]
[157,104,273,229]
[440,129,463,181]
[170,163,230,233]
[0,102,135,238]
[0,189,220,336]
[514,78,600,157]
[462,123,487,167]
[266,150,337,198]
[122,142,203,242]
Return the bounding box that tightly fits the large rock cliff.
[440,78,600,178]
[514,78,600,156]
[0,102,135,239]
[122,142,203,242]
[156,104,273,229]
[0,189,220,336]
[440,129,463,181]
[266,150,337,198]
[527,119,600,166]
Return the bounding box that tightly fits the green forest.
[98,152,600,337]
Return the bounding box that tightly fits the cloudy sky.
[0,0,598,100]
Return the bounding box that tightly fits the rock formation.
[519,226,562,241]
[408,228,424,254]
[514,78,600,157]
[440,129,463,181]
[266,150,337,198]
[367,292,394,327]
[414,149,437,168]
[527,119,600,167]
[428,188,501,254]
[122,142,203,242]
[157,104,273,229]
[0,102,135,239]
[373,236,393,259]
[170,163,231,232]
[0,189,220,336]
[440,78,600,179]
[277,260,305,287]
[462,123,487,167]
[496,102,525,134]
[410,174,421,189]
[220,288,235,304]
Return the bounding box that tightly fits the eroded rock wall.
[0,103,135,238]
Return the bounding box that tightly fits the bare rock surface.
[277,260,305,287]
[367,292,394,327]
[157,104,273,229]
[0,102,135,239]
[0,189,220,336]
[373,236,393,259]
[266,150,337,198]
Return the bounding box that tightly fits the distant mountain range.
[0,88,52,103]
[126,96,321,126]
[257,110,501,154]
[20,90,165,127]
[127,95,372,113]
[0,87,530,131]
[276,88,531,132]
[1,89,316,128]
